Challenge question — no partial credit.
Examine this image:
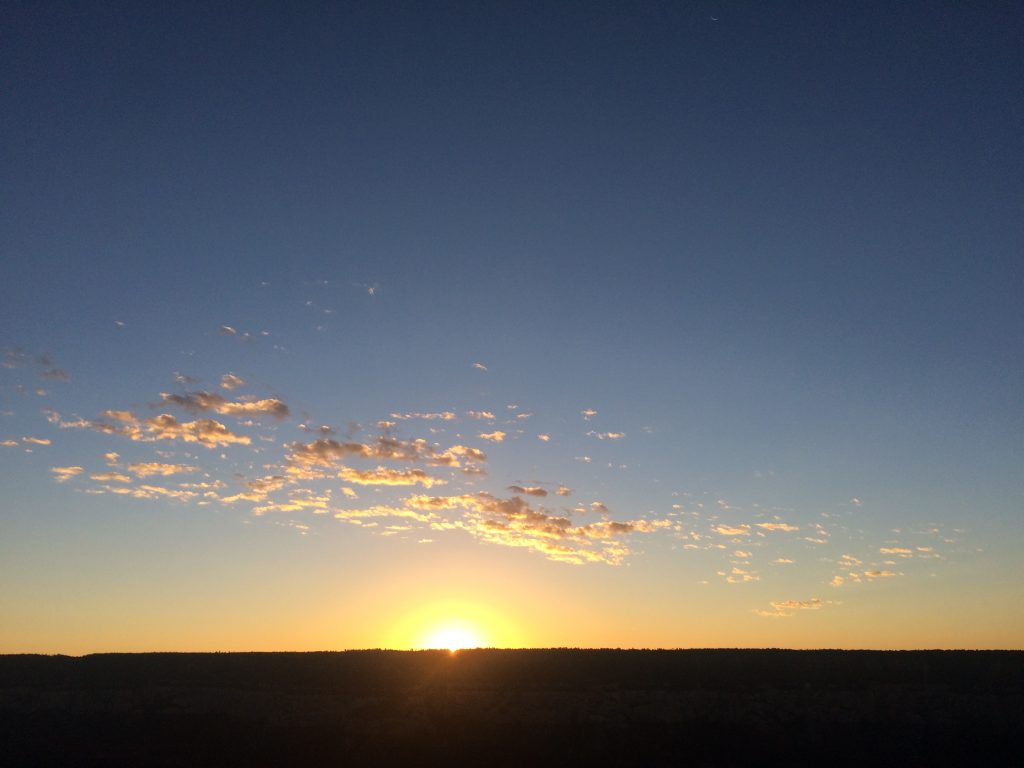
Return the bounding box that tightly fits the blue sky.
[1,2,1021,651]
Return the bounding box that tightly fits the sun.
[420,620,485,652]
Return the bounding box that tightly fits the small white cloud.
[472,362,487,371]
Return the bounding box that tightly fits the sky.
[1,1,1022,653]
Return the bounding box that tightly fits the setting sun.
[419,621,485,652]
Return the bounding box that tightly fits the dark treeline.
[2,649,1022,766]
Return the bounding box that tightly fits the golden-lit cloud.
[466,410,495,420]
[479,431,506,442]
[864,570,898,579]
[90,472,131,483]
[403,492,670,565]
[339,466,446,488]
[334,505,438,524]
[85,411,251,448]
[22,437,51,445]
[537,434,550,442]
[879,547,913,556]
[757,598,834,618]
[50,466,84,482]
[160,391,289,420]
[289,436,485,468]
[556,485,572,496]
[127,462,199,478]
[508,485,547,497]
[245,475,288,493]
[714,524,751,536]
[389,411,456,421]
[756,522,800,532]
[580,409,597,420]
[220,374,245,390]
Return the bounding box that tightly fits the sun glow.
[420,620,485,652]
[387,599,520,651]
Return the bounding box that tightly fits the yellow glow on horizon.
[419,620,484,652]
[387,599,521,650]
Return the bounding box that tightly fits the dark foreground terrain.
[1,649,1021,766]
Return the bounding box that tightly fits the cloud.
[773,558,795,564]
[403,492,670,565]
[864,570,898,579]
[127,462,199,478]
[160,391,289,420]
[288,437,485,469]
[879,547,913,557]
[90,472,131,483]
[472,362,488,371]
[587,431,625,440]
[508,485,548,497]
[51,466,84,482]
[556,485,572,496]
[479,431,506,442]
[768,598,832,614]
[580,409,598,420]
[90,411,251,448]
[339,466,446,488]
[714,524,751,536]
[850,497,863,506]
[334,505,438,524]
[246,475,288,493]
[40,368,70,381]
[831,575,845,587]
[389,411,456,421]
[466,410,495,420]
[220,374,245,390]
[756,522,800,532]
[1,440,18,447]
[538,434,551,442]
[251,492,332,516]
[22,437,51,445]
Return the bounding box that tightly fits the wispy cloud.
[479,431,506,442]
[339,466,447,488]
[508,485,547,497]
[89,411,252,448]
[288,437,485,469]
[389,411,456,421]
[756,522,800,532]
[466,410,495,420]
[757,598,834,618]
[587,431,625,440]
[220,374,245,390]
[126,462,199,478]
[50,466,84,482]
[403,492,670,565]
[160,391,289,420]
[714,524,751,536]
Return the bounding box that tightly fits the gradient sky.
[2,2,1022,653]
